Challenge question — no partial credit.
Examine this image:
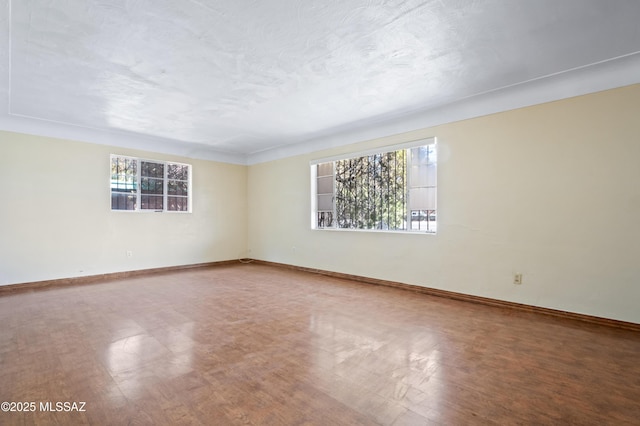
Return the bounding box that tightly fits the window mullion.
[391,151,395,230]
[164,162,168,212]
[137,159,141,210]
[332,161,336,228]
[406,148,412,231]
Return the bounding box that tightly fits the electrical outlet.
[126,250,133,258]
[514,273,523,285]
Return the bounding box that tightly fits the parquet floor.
[1,263,639,425]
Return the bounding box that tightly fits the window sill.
[311,227,436,235]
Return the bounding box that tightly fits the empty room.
[1,0,640,424]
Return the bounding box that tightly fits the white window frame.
[110,154,192,213]
[310,137,437,234]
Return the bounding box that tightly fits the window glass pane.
[141,195,163,210]
[168,164,188,180]
[317,211,333,228]
[410,163,436,187]
[141,161,164,178]
[128,158,137,174]
[427,163,436,185]
[408,144,436,218]
[141,178,163,194]
[317,176,333,194]
[410,145,436,164]
[112,157,137,176]
[317,162,333,177]
[410,209,437,231]
[410,166,424,187]
[111,176,136,192]
[168,181,188,196]
[409,187,436,210]
[111,193,136,210]
[333,150,406,230]
[168,196,188,211]
[318,194,333,211]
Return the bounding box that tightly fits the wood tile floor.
[1,263,639,425]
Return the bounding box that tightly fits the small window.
[311,139,436,233]
[110,155,191,212]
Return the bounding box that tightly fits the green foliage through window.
[313,140,436,232]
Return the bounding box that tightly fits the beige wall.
[0,131,248,285]
[248,84,640,324]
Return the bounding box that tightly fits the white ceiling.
[1,0,640,164]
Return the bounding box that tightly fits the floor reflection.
[309,312,442,415]
[106,321,195,400]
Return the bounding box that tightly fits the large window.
[311,138,436,233]
[110,155,191,212]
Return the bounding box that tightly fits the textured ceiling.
[1,0,640,164]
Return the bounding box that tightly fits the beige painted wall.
[0,131,248,285]
[248,84,640,324]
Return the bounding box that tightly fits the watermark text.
[1,401,86,412]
